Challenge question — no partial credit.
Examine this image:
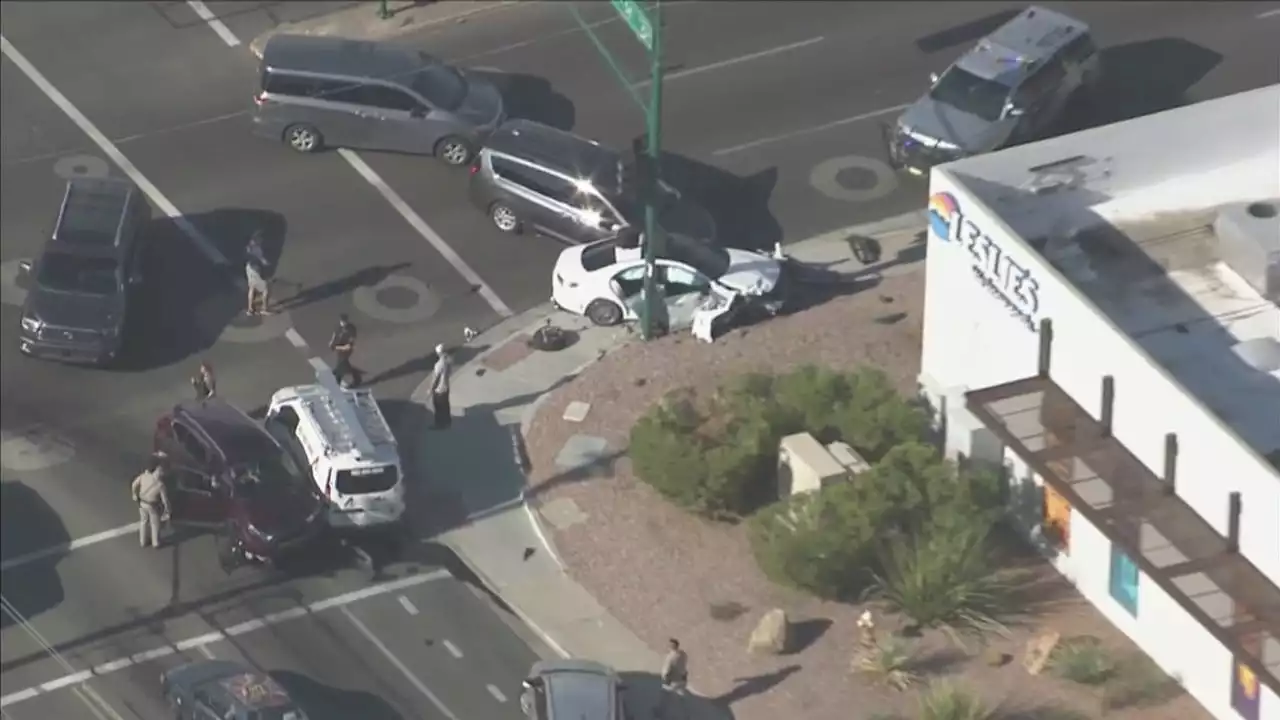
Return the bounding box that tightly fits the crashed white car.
[552,234,788,327]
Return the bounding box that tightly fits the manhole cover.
[376,285,419,309]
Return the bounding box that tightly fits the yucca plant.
[1048,636,1117,685]
[864,517,1016,645]
[917,682,998,720]
[852,636,921,691]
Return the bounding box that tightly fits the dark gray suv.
[17,177,148,365]
[252,34,505,165]
[889,5,1101,175]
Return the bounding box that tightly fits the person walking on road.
[131,454,171,549]
[330,314,364,388]
[656,638,690,719]
[191,360,216,401]
[244,230,273,316]
[428,343,452,429]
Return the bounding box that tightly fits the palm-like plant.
[851,636,921,691]
[864,517,1016,644]
[917,683,998,720]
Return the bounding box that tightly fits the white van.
[264,372,405,531]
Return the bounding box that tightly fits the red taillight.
[469,163,480,175]
[254,91,267,106]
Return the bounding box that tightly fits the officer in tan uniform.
[131,454,171,548]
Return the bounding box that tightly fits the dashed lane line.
[487,684,508,703]
[442,639,464,659]
[186,0,241,47]
[0,570,451,709]
[341,606,462,720]
[712,103,910,156]
[398,595,420,616]
[0,35,228,267]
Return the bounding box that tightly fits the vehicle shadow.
[618,671,735,720]
[471,71,577,131]
[652,150,783,252]
[1060,38,1223,134]
[270,670,405,720]
[116,208,287,373]
[0,480,69,630]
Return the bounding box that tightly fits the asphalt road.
[2,1,1278,718]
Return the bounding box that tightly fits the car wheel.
[585,299,623,327]
[435,136,473,166]
[489,202,521,234]
[284,124,322,153]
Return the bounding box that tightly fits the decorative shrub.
[917,683,998,720]
[851,636,921,691]
[1049,636,1117,686]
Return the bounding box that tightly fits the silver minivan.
[520,659,629,720]
[252,34,505,165]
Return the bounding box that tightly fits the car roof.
[532,659,617,718]
[953,6,1089,83]
[261,33,437,82]
[485,120,622,195]
[177,399,278,458]
[216,670,292,709]
[50,178,137,255]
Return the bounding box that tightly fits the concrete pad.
[562,401,591,423]
[555,435,609,472]
[539,497,588,530]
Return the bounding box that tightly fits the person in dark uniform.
[329,314,364,388]
[191,361,216,401]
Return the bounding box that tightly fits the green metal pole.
[640,1,664,340]
[377,0,391,20]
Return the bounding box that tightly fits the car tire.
[434,136,474,166]
[585,299,623,327]
[284,124,323,153]
[489,202,522,234]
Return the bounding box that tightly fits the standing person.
[245,253,271,315]
[131,454,171,549]
[427,344,452,429]
[191,360,216,400]
[657,638,690,719]
[329,314,364,387]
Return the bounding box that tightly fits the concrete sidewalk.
[407,212,926,719]
[248,1,518,58]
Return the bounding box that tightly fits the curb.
[248,1,519,59]
[439,534,572,660]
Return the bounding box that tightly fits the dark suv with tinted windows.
[154,399,326,565]
[17,178,148,365]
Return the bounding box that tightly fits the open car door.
[166,468,228,528]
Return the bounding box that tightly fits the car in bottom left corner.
[153,398,327,567]
[163,660,308,720]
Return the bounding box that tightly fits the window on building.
[1108,545,1139,615]
[1042,483,1071,553]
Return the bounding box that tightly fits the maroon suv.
[153,399,325,564]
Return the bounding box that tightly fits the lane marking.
[712,103,910,156]
[1258,8,1280,17]
[338,149,511,317]
[633,36,825,88]
[197,645,216,659]
[1,523,140,572]
[398,595,419,616]
[342,606,462,720]
[186,0,241,47]
[0,570,451,709]
[284,327,309,349]
[0,35,229,266]
[442,639,463,658]
[487,684,507,702]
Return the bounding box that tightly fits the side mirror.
[928,72,939,84]
[1006,106,1025,118]
[18,260,32,275]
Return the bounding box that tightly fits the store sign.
[928,192,1041,333]
[1231,658,1261,720]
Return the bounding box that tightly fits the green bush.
[1049,636,1117,685]
[917,683,997,720]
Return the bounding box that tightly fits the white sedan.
[551,234,788,327]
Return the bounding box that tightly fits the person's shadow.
[713,665,800,708]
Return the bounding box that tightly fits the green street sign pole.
[638,1,664,340]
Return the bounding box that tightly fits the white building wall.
[917,90,1280,717]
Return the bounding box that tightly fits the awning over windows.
[966,367,1280,696]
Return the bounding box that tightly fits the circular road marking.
[809,155,900,203]
[53,154,111,180]
[1,427,76,472]
[0,259,33,307]
[353,274,442,324]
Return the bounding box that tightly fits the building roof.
[942,84,1280,464]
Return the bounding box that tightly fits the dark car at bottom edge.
[154,399,326,566]
[163,660,308,720]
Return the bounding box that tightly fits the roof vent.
[1231,337,1280,373]
[1214,200,1280,301]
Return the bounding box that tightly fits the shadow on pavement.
[274,261,412,312]
[271,670,405,720]
[619,671,736,720]
[654,151,783,253]
[914,9,1020,55]
[0,480,69,630]
[365,342,488,388]
[472,71,577,131]
[1061,38,1222,134]
[116,208,288,373]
